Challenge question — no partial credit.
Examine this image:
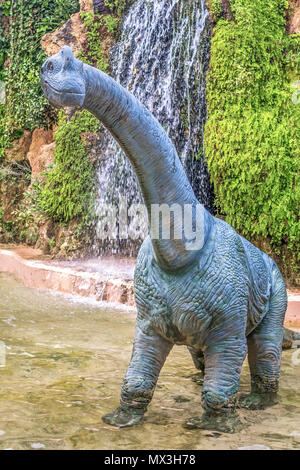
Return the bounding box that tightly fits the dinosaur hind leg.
[240,267,287,410]
[188,347,205,373]
[187,347,205,386]
[184,329,247,433]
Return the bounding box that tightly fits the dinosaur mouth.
[44,82,85,97]
[41,79,86,108]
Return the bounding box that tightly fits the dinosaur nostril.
[47,61,54,71]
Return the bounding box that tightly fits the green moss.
[0,0,80,157]
[79,11,110,71]
[205,0,300,278]
[207,0,223,19]
[39,111,99,225]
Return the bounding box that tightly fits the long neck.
[83,63,212,271]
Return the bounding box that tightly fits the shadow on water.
[0,272,299,450]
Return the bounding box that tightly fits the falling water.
[93,0,214,256]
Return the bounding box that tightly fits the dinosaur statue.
[40,46,298,433]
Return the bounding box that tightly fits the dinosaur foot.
[102,406,145,428]
[183,410,242,434]
[238,392,278,410]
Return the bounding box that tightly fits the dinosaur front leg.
[184,335,247,433]
[102,325,173,428]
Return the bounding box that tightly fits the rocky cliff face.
[5,130,54,182]
[26,129,54,180]
[41,13,88,57]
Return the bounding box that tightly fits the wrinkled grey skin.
[41,47,290,433]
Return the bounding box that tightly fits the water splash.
[93,0,214,256]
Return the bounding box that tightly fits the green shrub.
[205,0,300,266]
[208,0,223,19]
[40,111,99,224]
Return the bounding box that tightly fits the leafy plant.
[205,0,300,271]
[0,0,79,156]
[39,111,99,224]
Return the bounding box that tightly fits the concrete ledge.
[0,248,135,308]
[0,246,299,326]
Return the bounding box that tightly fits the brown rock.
[80,0,94,12]
[26,129,54,179]
[220,0,234,21]
[93,0,111,15]
[5,131,32,162]
[41,12,87,57]
[287,0,300,33]
[289,7,300,33]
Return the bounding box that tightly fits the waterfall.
[93,0,214,257]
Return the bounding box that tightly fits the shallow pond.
[0,272,299,450]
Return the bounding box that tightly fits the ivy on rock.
[205,0,300,280]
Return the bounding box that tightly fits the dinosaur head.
[40,46,85,109]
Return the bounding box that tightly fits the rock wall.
[5,129,54,183]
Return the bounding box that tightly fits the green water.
[0,272,299,450]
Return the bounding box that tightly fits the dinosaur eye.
[47,61,54,71]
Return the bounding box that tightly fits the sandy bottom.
[0,272,299,450]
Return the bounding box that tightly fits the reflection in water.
[0,272,299,450]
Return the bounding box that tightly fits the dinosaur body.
[135,221,274,348]
[41,47,288,432]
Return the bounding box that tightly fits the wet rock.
[82,132,106,164]
[36,219,57,254]
[93,0,130,15]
